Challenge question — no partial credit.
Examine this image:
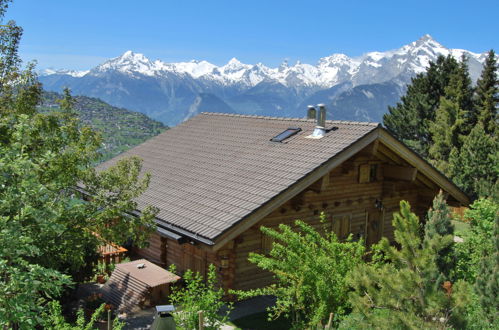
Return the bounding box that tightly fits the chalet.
[97,106,469,291]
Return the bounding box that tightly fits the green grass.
[451,220,471,236]
[229,312,291,330]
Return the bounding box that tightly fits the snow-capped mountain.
[39,35,488,125]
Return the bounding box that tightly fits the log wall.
[134,144,439,292]
[231,152,434,290]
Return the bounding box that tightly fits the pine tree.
[429,58,474,174]
[347,201,469,329]
[449,123,499,199]
[383,55,459,157]
[424,192,455,280]
[474,49,498,135]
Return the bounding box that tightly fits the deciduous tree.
[234,214,365,329]
[0,0,157,327]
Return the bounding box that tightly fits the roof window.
[270,127,302,142]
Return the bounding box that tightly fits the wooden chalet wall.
[230,142,437,291]
[134,140,442,292]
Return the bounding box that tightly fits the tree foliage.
[475,50,499,135]
[449,123,499,199]
[43,301,124,330]
[424,192,455,280]
[347,201,469,329]
[384,51,498,200]
[474,212,499,325]
[383,55,459,157]
[428,58,474,175]
[234,214,365,329]
[0,0,157,327]
[169,264,231,330]
[453,198,498,282]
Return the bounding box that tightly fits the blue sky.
[7,0,498,70]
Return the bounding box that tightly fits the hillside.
[39,92,168,161]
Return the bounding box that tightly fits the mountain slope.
[39,92,167,161]
[40,35,488,125]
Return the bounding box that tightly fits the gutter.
[74,186,215,246]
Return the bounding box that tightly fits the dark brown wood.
[383,164,418,181]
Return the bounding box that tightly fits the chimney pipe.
[307,104,327,138]
[317,104,326,128]
[307,105,316,120]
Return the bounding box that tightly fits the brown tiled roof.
[98,113,379,242]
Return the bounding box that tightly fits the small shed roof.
[116,259,179,288]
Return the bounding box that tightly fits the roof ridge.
[200,112,380,126]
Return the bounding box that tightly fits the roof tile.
[97,113,378,240]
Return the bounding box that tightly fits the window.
[358,163,378,183]
[369,164,378,182]
[270,127,302,142]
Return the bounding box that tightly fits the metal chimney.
[307,104,327,138]
[307,105,316,120]
[317,104,326,128]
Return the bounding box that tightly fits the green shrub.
[169,264,231,330]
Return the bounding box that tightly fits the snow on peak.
[49,36,488,88]
[41,68,89,77]
[227,57,242,65]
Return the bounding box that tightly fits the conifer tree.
[347,201,469,329]
[429,58,474,174]
[383,56,459,157]
[449,123,499,199]
[474,49,498,135]
[424,192,455,280]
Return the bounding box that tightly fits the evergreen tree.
[429,57,474,174]
[474,49,498,135]
[449,123,499,199]
[347,201,469,329]
[455,56,476,136]
[384,55,459,157]
[424,192,455,280]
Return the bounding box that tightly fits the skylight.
[270,127,302,142]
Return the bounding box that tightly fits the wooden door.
[366,209,383,246]
[332,214,351,240]
[182,244,206,278]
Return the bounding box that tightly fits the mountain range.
[39,35,488,126]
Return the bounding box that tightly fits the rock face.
[40,35,487,125]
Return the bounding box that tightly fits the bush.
[169,264,231,330]
[452,198,498,282]
[233,213,365,329]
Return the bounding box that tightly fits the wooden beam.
[378,129,470,205]
[383,164,417,181]
[309,173,330,193]
[416,173,439,191]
